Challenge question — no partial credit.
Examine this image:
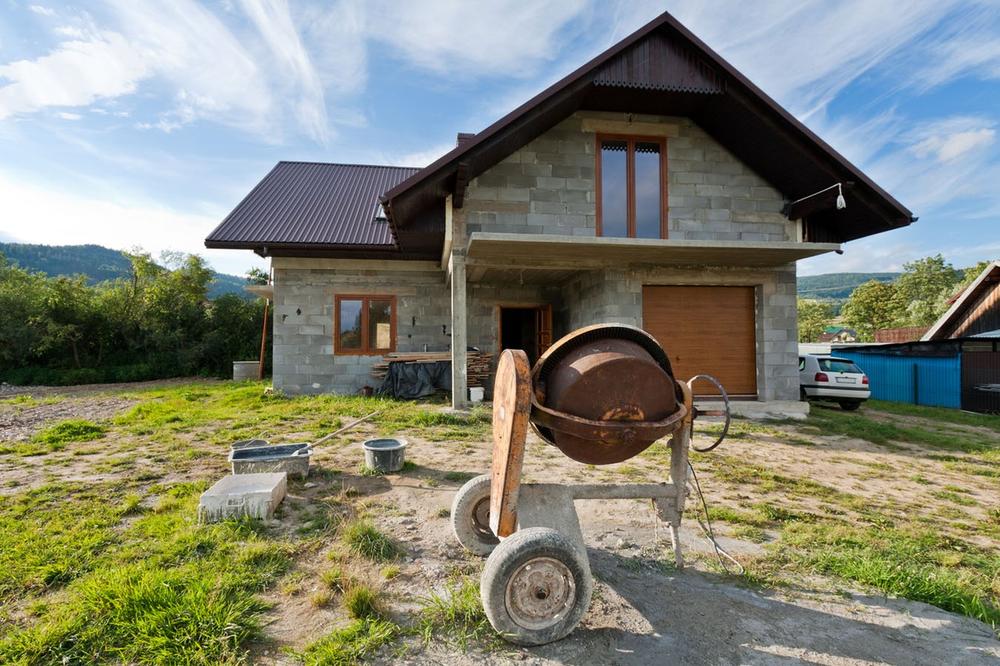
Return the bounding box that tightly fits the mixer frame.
[451,347,700,646]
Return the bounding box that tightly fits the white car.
[798,355,870,410]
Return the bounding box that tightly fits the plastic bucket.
[362,438,407,473]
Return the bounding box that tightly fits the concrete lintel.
[466,232,840,268]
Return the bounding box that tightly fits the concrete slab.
[198,472,287,523]
[699,399,809,421]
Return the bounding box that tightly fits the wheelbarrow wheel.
[481,527,592,646]
[451,474,499,556]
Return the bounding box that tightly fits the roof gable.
[923,262,1000,340]
[592,31,724,94]
[382,10,914,244]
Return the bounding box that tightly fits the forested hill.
[0,243,249,299]
[797,272,900,300]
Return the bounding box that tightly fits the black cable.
[687,460,744,576]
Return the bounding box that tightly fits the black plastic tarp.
[378,361,452,399]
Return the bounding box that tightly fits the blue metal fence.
[834,350,961,408]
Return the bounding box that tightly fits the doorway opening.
[498,305,552,365]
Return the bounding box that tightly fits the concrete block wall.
[558,263,799,402]
[271,258,450,395]
[468,282,563,355]
[461,111,795,244]
[271,259,561,395]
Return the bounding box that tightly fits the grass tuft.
[417,578,496,649]
[344,584,382,620]
[298,618,398,666]
[342,520,399,562]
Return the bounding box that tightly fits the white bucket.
[469,387,485,402]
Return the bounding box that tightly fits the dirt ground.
[274,432,997,665]
[2,383,998,665]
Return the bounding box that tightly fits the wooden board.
[488,349,531,537]
[642,285,757,396]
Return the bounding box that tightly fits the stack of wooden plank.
[371,351,493,387]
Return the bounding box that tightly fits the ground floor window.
[335,295,396,354]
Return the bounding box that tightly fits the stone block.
[198,473,287,523]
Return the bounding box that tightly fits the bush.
[0,251,268,386]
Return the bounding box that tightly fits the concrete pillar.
[450,251,468,409]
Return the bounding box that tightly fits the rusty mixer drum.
[530,324,686,464]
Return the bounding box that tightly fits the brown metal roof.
[205,161,419,251]
[382,10,915,244]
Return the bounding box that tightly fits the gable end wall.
[462,111,795,242]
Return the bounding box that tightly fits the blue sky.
[0,1,998,277]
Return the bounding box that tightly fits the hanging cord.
[687,460,745,576]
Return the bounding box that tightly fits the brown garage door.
[642,285,757,396]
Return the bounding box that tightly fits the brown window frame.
[595,134,668,239]
[334,294,397,355]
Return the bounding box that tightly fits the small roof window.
[373,201,388,222]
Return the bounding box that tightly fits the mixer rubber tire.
[451,474,499,556]
[481,527,592,646]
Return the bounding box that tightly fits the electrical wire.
[687,460,745,576]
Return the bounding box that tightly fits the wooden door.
[642,285,757,396]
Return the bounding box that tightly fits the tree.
[246,267,269,285]
[841,280,906,341]
[955,260,994,292]
[797,299,834,342]
[894,254,960,326]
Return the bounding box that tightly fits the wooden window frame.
[595,134,668,239]
[334,294,397,355]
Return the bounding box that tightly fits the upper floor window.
[596,135,667,239]
[335,295,396,355]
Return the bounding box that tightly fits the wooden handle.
[312,410,381,448]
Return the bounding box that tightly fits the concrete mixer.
[450,323,731,646]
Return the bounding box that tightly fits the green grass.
[0,481,294,664]
[342,520,399,562]
[770,521,1000,629]
[806,404,999,453]
[932,490,978,507]
[417,578,496,649]
[297,618,398,666]
[4,380,998,660]
[867,400,1000,433]
[0,418,107,456]
[344,584,382,620]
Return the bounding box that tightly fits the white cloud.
[607,1,956,118]
[385,142,455,168]
[106,1,275,136]
[0,32,148,119]
[366,0,588,77]
[29,5,55,17]
[55,111,81,120]
[0,170,266,275]
[53,25,84,38]
[908,117,996,163]
[298,0,367,97]
[238,0,328,142]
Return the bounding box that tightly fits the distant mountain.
[0,243,252,299]
[797,272,900,300]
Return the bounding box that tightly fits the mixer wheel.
[481,527,592,646]
[451,474,499,556]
